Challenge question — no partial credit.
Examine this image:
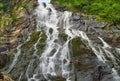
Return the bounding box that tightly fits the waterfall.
[31,3,73,81]
[6,2,120,81]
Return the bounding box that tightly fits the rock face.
[69,12,120,81]
[0,1,120,81]
[0,54,7,69]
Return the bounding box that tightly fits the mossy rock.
[70,37,90,57]
[37,32,47,53]
[49,28,53,34]
[7,53,14,66]
[21,31,41,49]
[49,76,66,81]
[0,54,7,69]
[58,33,68,42]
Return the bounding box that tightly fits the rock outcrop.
[0,0,37,80]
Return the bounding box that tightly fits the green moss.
[43,2,46,7]
[70,37,90,57]
[70,37,82,57]
[7,53,14,65]
[55,79,66,81]
[58,33,68,42]
[21,31,40,49]
[50,76,66,81]
[39,32,47,43]
[11,15,17,21]
[31,32,40,42]
[51,0,120,25]
[37,32,47,53]
[0,41,4,45]
[21,31,47,54]
[0,2,4,8]
[21,3,27,8]
[49,28,53,34]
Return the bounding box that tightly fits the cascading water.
[31,3,74,81]
[6,2,120,81]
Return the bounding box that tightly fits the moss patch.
[37,32,47,53]
[70,37,90,57]
[21,31,40,49]
[21,31,47,53]
[58,33,68,42]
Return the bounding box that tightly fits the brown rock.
[0,72,14,81]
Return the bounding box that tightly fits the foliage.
[51,0,120,25]
[0,2,3,8]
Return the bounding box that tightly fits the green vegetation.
[0,2,3,8]
[51,0,120,25]
[21,31,41,49]
[70,37,82,57]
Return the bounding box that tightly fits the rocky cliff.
[0,0,120,81]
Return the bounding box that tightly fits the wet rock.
[70,13,87,31]
[0,47,7,53]
[0,54,7,69]
[73,57,116,81]
[0,42,11,52]
[101,75,115,81]
[33,0,39,7]
[93,60,113,81]
[116,25,120,30]
[72,13,81,21]
[58,33,68,43]
[47,75,66,81]
[70,37,92,57]
[71,53,94,73]
[76,71,93,81]
[52,4,67,12]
